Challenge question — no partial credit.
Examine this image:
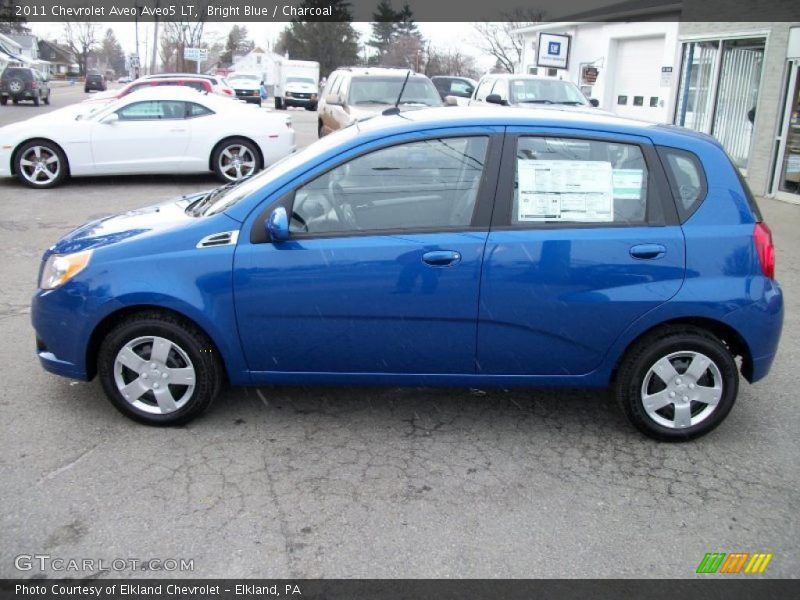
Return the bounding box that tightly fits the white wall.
[519,22,680,122]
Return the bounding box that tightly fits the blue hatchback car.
[32,107,783,440]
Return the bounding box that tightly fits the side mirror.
[101,113,119,125]
[444,95,459,107]
[266,206,289,242]
[589,98,600,107]
[486,94,507,106]
[324,94,341,106]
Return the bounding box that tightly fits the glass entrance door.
[775,62,800,200]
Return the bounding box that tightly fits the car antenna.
[382,70,411,116]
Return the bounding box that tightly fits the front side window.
[513,136,649,225]
[290,136,490,235]
[117,100,185,120]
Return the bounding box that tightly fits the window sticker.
[612,169,644,200]
[517,160,614,222]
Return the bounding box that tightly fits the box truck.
[273,59,320,110]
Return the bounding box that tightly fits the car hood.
[286,82,317,93]
[348,103,433,121]
[230,80,261,90]
[0,105,103,135]
[50,193,208,255]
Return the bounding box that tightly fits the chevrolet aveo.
[31,107,783,441]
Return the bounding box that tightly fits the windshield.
[287,77,315,85]
[509,78,588,105]
[348,77,442,106]
[230,74,260,82]
[195,126,362,217]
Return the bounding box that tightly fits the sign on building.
[537,33,571,70]
[582,66,599,85]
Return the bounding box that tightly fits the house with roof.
[37,40,78,76]
[0,32,25,73]
[232,47,285,88]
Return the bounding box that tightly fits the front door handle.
[630,244,666,260]
[422,250,461,267]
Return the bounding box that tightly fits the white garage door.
[612,36,666,122]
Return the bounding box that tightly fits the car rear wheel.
[614,327,738,441]
[15,141,68,188]
[43,91,50,105]
[98,312,223,426]
[275,97,284,110]
[32,94,40,106]
[0,97,6,106]
[212,137,261,183]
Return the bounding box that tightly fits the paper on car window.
[517,160,613,222]
[612,169,644,200]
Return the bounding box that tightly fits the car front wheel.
[98,312,223,425]
[212,137,261,183]
[614,327,738,441]
[14,140,67,188]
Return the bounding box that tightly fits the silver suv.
[317,67,442,137]
[469,73,598,108]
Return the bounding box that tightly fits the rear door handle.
[630,244,666,260]
[422,250,461,267]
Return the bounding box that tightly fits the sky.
[28,21,497,73]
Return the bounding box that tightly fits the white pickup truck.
[273,59,320,110]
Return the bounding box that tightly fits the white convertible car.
[0,86,295,188]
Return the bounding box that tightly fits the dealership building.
[516,3,800,203]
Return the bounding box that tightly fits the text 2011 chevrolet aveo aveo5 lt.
[31,107,783,441]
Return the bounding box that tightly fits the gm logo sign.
[548,41,561,55]
[697,552,773,574]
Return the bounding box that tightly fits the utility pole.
[134,1,140,78]
[150,1,159,75]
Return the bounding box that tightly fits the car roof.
[143,73,218,81]
[334,67,427,78]
[481,74,568,82]
[131,77,210,84]
[120,86,210,101]
[351,105,721,149]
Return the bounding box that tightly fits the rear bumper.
[724,279,784,383]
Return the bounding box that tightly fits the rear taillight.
[754,222,775,279]
[223,87,234,96]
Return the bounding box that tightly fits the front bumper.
[284,94,317,106]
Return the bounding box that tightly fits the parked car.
[431,75,477,105]
[317,67,442,137]
[29,107,782,440]
[0,86,294,188]
[469,73,598,108]
[82,77,215,105]
[226,73,263,106]
[118,76,132,84]
[141,73,235,98]
[0,67,50,106]
[273,60,320,110]
[84,72,107,93]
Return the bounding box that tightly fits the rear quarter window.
[657,146,707,222]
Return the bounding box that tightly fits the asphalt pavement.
[0,85,797,578]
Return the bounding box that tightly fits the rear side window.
[512,136,649,225]
[657,146,707,222]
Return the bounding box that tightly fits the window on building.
[617,95,628,105]
[650,96,659,107]
[675,37,765,169]
[547,68,558,77]
[633,96,644,106]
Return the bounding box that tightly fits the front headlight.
[39,250,93,290]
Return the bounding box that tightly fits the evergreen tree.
[368,0,397,56]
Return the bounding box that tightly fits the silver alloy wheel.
[640,351,723,429]
[113,336,196,415]
[218,144,256,181]
[19,145,60,185]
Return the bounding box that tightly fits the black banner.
[2,0,799,23]
[2,579,800,600]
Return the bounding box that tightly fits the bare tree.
[473,9,543,74]
[159,10,208,73]
[425,46,480,79]
[62,22,99,75]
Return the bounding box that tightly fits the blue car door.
[476,128,685,377]
[234,132,502,376]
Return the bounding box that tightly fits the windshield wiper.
[187,176,251,217]
[557,101,584,105]
[354,100,390,105]
[518,99,555,104]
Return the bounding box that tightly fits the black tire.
[43,91,50,105]
[275,97,284,110]
[32,94,40,107]
[317,120,324,138]
[0,97,7,106]
[98,311,224,426]
[305,102,317,111]
[211,136,262,183]
[12,98,19,105]
[84,87,90,93]
[614,326,739,441]
[14,140,68,189]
